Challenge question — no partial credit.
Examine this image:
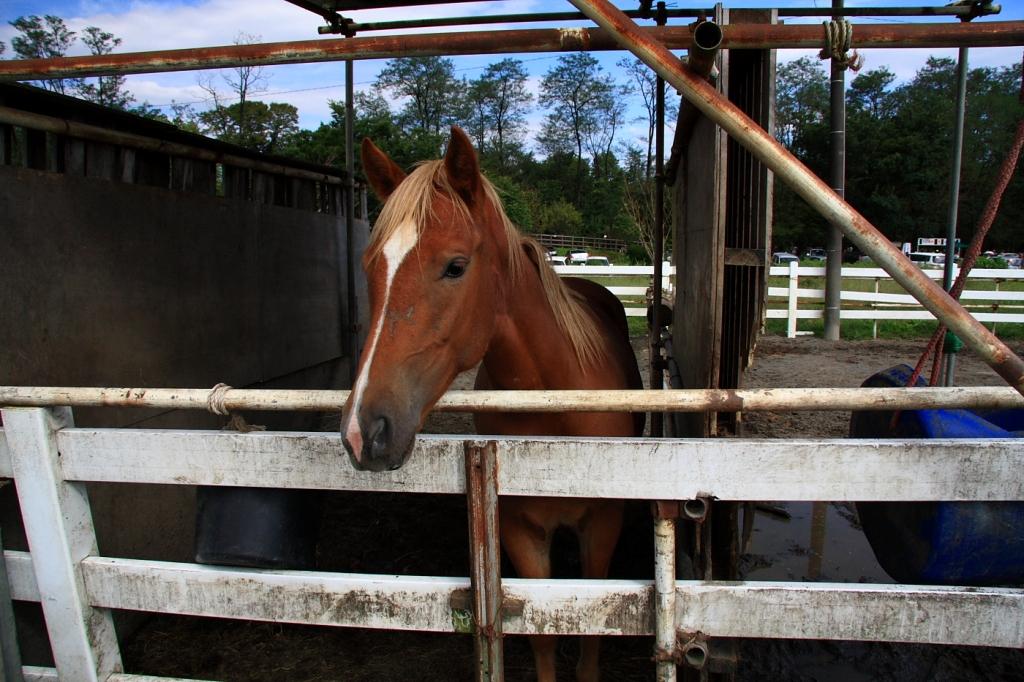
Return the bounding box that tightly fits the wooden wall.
[670,10,776,438]
[0,83,367,656]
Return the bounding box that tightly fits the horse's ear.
[361,137,406,201]
[444,126,481,203]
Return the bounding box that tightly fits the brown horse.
[341,127,644,682]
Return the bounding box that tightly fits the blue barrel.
[850,364,1024,586]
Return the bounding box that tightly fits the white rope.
[207,383,232,416]
[820,19,863,71]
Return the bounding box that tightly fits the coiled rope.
[820,19,863,72]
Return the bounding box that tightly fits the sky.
[0,0,1022,149]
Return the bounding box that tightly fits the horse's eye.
[443,258,468,279]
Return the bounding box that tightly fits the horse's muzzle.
[342,411,414,472]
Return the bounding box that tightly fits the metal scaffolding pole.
[943,47,970,386]
[0,22,1022,80]
[565,0,1024,396]
[824,1,848,341]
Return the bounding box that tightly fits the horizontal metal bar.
[2,385,1021,413]
[0,105,345,186]
[0,22,1020,80]
[74,556,1024,647]
[49,430,1024,501]
[339,5,999,36]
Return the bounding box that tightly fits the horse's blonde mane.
[366,159,605,369]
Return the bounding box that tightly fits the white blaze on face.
[344,218,420,458]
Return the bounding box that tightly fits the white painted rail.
[554,262,674,317]
[3,406,1024,681]
[768,263,1024,337]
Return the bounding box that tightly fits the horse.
[341,126,644,682]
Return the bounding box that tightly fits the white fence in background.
[3,405,1024,681]
[768,263,1024,338]
[554,262,674,317]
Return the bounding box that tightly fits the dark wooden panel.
[64,138,86,175]
[0,123,11,165]
[85,140,118,180]
[671,111,727,438]
[0,165,348,429]
[170,157,217,195]
[258,202,345,380]
[223,165,249,199]
[24,128,47,170]
[134,150,170,188]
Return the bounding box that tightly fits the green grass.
[763,318,1024,341]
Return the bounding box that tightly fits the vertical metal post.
[653,501,679,682]
[943,46,969,387]
[465,441,504,682]
[2,408,122,680]
[344,59,359,384]
[651,68,666,438]
[0,529,25,682]
[824,0,846,341]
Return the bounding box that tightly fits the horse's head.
[341,127,514,471]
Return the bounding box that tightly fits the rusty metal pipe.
[681,639,709,669]
[326,5,1001,36]
[465,442,504,682]
[653,508,678,682]
[568,0,1024,395]
[0,22,1022,81]
[686,20,723,79]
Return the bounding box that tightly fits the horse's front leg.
[499,498,557,682]
[575,499,625,682]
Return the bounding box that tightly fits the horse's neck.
[481,265,584,391]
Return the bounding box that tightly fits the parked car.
[908,252,946,269]
[568,250,589,265]
[585,256,610,267]
[545,254,567,265]
[772,252,799,265]
[803,247,827,261]
[997,253,1022,269]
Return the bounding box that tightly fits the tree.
[539,53,618,202]
[617,57,679,178]
[466,59,533,170]
[774,56,829,158]
[195,34,269,143]
[9,15,78,94]
[197,100,299,153]
[75,27,135,109]
[374,56,465,142]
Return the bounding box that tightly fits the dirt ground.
[119,334,1024,681]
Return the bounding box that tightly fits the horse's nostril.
[369,416,390,455]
